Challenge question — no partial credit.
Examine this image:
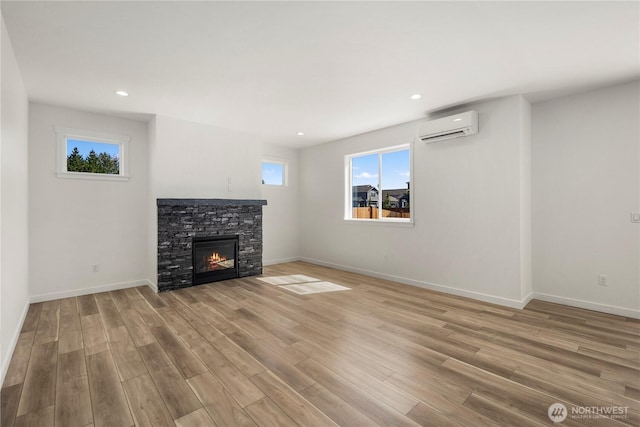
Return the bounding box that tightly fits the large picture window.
[346,144,411,222]
[56,126,130,181]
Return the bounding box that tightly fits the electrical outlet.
[631,213,640,223]
[598,274,607,287]
[92,264,100,273]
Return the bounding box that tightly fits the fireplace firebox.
[192,235,239,285]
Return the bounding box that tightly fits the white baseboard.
[299,257,532,309]
[148,281,158,293]
[263,257,302,266]
[532,292,640,319]
[30,279,154,303]
[1,300,30,386]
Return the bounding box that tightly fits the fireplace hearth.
[192,235,239,285]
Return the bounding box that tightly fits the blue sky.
[262,162,284,185]
[352,149,410,190]
[67,139,119,157]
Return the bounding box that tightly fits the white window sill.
[262,184,288,190]
[57,172,130,182]
[344,218,415,227]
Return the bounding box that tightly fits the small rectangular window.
[346,145,411,222]
[56,127,129,181]
[262,160,286,186]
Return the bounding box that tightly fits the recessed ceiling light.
[410,94,422,100]
[453,118,462,122]
[297,132,305,136]
[115,90,129,97]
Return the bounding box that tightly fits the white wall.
[299,95,532,307]
[147,115,264,286]
[261,143,299,265]
[29,103,149,300]
[532,80,640,318]
[1,14,30,382]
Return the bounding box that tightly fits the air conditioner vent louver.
[421,130,466,141]
[419,111,478,143]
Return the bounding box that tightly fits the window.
[262,160,287,186]
[346,144,411,222]
[56,126,130,181]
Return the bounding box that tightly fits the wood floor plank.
[106,325,147,381]
[16,341,57,417]
[169,288,198,305]
[14,405,54,427]
[296,358,419,427]
[1,384,22,427]
[292,336,394,382]
[120,309,156,347]
[406,402,464,427]
[150,324,207,379]
[229,328,307,366]
[58,298,83,354]
[77,295,99,316]
[147,363,202,419]
[55,350,93,427]
[122,374,174,427]
[162,296,226,343]
[250,370,338,427]
[463,392,547,427]
[80,314,108,356]
[109,289,134,312]
[94,292,124,330]
[305,344,419,413]
[211,336,265,377]
[3,332,35,387]
[137,342,172,372]
[440,358,586,427]
[187,338,264,407]
[124,287,144,301]
[155,306,195,336]
[131,299,165,328]
[300,382,381,427]
[33,300,60,345]
[626,385,640,400]
[137,285,167,309]
[190,302,240,336]
[187,372,257,427]
[509,369,640,426]
[86,351,133,427]
[245,397,297,427]
[175,408,218,427]
[227,331,313,392]
[20,304,42,333]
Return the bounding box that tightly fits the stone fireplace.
[157,198,267,292]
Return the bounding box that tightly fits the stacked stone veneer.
[157,198,267,292]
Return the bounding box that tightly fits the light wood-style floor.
[2,261,639,427]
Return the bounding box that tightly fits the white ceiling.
[2,1,638,148]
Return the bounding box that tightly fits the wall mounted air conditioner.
[419,110,478,143]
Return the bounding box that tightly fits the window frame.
[345,143,413,224]
[261,159,288,188]
[55,126,130,181]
